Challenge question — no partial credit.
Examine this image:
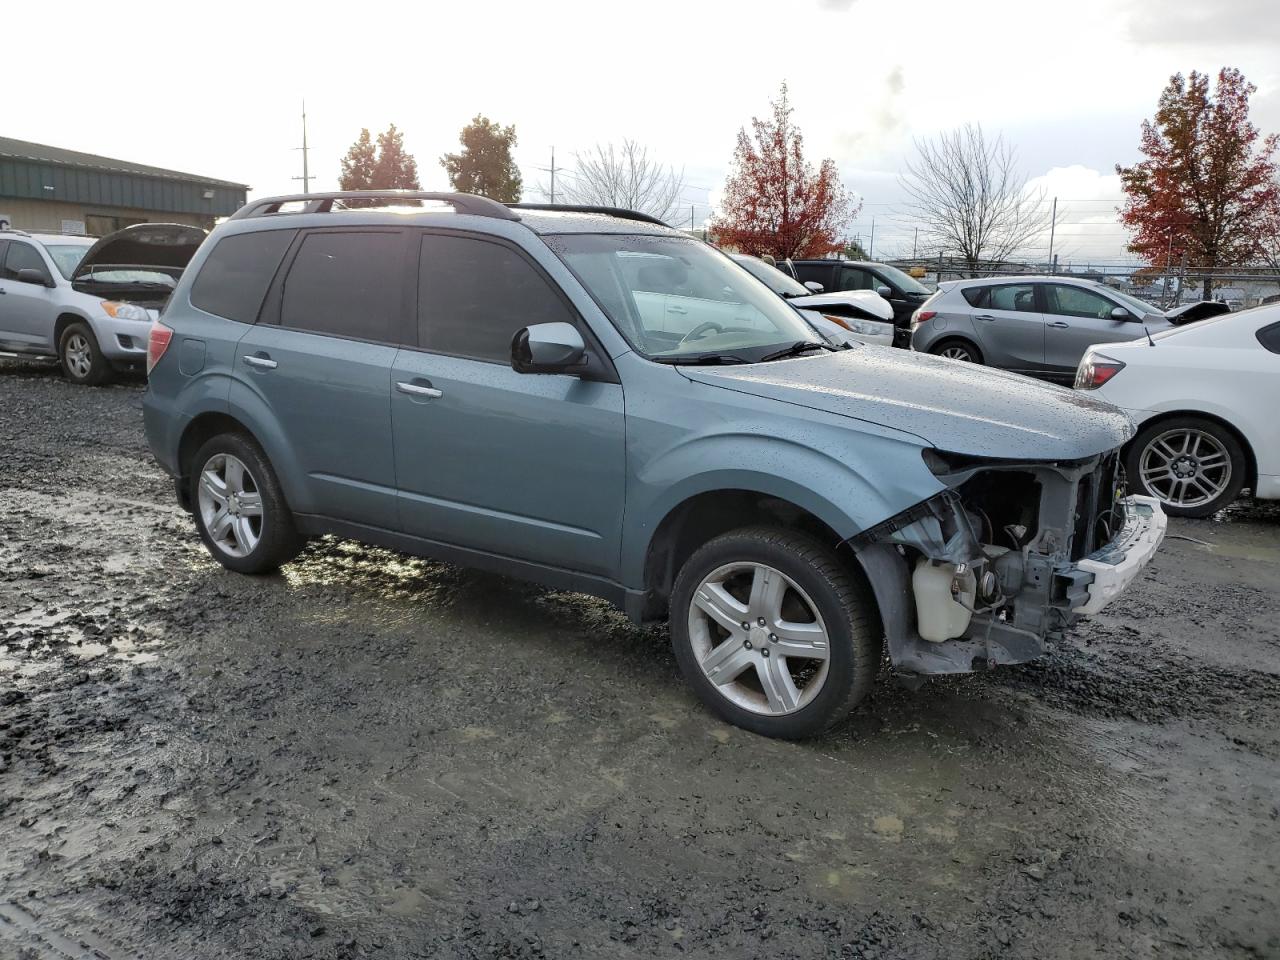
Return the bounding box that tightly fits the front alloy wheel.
[689,561,831,716]
[671,527,881,739]
[58,322,113,385]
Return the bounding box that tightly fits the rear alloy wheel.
[931,339,983,364]
[671,527,880,739]
[191,433,303,573]
[58,322,113,386]
[1127,417,1246,518]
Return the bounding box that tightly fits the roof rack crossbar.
[229,191,521,222]
[505,203,669,227]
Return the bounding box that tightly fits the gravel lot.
[1,359,1278,959]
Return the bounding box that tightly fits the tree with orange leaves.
[711,84,856,260]
[1118,68,1279,300]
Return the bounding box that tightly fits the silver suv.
[0,224,203,384]
[910,276,1169,382]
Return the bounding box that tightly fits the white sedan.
[1074,304,1280,517]
[729,254,897,346]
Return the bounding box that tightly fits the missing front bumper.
[1072,496,1166,615]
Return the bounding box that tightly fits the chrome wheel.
[687,561,830,716]
[939,344,974,361]
[1139,428,1232,509]
[197,453,264,558]
[64,333,93,379]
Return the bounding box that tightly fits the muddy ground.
[0,359,1277,960]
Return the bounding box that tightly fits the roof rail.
[0,227,32,237]
[229,191,520,222]
[506,203,669,227]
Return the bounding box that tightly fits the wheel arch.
[176,412,277,511]
[636,487,873,622]
[54,311,93,348]
[929,335,983,362]
[1129,409,1258,491]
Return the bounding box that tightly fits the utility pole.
[292,100,311,195]
[549,146,557,204]
[868,217,875,259]
[1046,196,1057,272]
[1160,225,1175,308]
[912,227,918,260]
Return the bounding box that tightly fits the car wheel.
[1126,417,1247,518]
[190,433,303,574]
[670,526,881,739]
[930,338,984,364]
[58,322,113,386]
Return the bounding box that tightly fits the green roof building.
[0,136,248,236]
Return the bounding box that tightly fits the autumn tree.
[338,124,420,205]
[558,140,684,222]
[1117,68,1280,299]
[441,115,522,202]
[710,83,855,259]
[900,124,1050,277]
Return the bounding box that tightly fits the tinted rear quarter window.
[1258,321,1280,354]
[417,234,576,362]
[961,287,988,308]
[191,230,296,323]
[279,231,403,343]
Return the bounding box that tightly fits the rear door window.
[278,230,404,343]
[839,266,874,290]
[987,283,1038,313]
[191,230,296,323]
[416,233,577,362]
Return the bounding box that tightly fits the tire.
[189,433,303,574]
[670,526,881,739]
[929,338,984,364]
[58,322,114,386]
[1126,416,1247,518]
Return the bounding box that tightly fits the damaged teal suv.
[143,192,1165,739]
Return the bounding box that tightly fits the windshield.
[731,255,811,298]
[44,244,91,280]
[873,263,931,295]
[545,234,823,362]
[1103,286,1159,316]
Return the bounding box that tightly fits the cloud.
[1119,0,1280,46]
[817,0,858,10]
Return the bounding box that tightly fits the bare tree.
[552,140,685,223]
[900,124,1051,276]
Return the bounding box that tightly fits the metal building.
[0,136,248,236]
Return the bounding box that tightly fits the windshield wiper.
[651,353,749,366]
[759,340,835,362]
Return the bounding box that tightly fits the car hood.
[788,290,894,322]
[680,346,1134,459]
[1163,300,1231,325]
[71,222,206,281]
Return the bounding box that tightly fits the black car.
[784,260,934,348]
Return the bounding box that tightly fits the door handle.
[1047,321,1070,329]
[243,354,277,370]
[396,380,443,399]
[668,305,688,315]
[975,314,995,322]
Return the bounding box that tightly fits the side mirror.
[804,281,824,294]
[512,322,587,374]
[876,285,893,299]
[16,267,51,287]
[1110,307,1132,322]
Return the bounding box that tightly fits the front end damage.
[853,449,1166,676]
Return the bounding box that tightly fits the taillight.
[912,310,936,327]
[147,322,173,375]
[1074,354,1125,390]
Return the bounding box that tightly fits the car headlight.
[823,314,890,337]
[101,301,152,322]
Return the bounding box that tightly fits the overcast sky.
[8,0,1280,263]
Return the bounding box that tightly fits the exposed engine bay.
[853,448,1150,676]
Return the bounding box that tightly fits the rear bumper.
[892,326,912,349]
[1072,495,1166,615]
